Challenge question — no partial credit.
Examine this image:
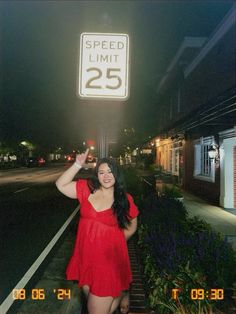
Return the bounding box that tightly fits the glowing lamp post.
[20,140,34,157]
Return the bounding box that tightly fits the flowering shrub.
[137,195,236,313]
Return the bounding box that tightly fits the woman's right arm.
[55,149,89,199]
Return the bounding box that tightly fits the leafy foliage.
[162,184,183,198]
[138,194,236,313]
[123,168,236,313]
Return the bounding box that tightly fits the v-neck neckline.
[87,197,112,213]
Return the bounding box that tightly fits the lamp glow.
[208,145,218,160]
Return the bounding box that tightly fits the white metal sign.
[78,33,129,100]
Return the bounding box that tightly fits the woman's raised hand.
[55,148,89,198]
[75,148,89,167]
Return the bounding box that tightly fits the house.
[151,4,236,208]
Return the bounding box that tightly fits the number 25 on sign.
[78,33,130,100]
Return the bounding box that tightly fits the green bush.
[123,166,142,195]
[123,166,151,208]
[138,196,236,313]
[162,184,183,198]
[142,194,188,227]
[123,168,236,312]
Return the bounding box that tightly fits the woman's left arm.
[123,217,137,241]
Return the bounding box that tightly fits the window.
[173,148,179,175]
[201,144,211,176]
[194,137,215,182]
[157,140,181,176]
[169,145,173,172]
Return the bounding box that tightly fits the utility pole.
[97,12,113,159]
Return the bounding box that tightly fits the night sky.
[0,0,234,151]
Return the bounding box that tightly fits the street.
[0,164,78,305]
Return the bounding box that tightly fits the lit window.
[173,148,179,175]
[169,146,173,172]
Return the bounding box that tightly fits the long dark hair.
[87,158,131,229]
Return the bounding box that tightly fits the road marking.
[14,187,29,194]
[0,205,80,313]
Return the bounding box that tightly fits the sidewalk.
[183,191,236,251]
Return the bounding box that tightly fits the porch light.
[208,145,219,160]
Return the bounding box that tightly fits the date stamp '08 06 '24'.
[172,288,224,300]
[12,289,71,300]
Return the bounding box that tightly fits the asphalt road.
[0,164,83,306]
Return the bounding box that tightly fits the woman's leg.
[82,285,90,298]
[83,285,122,314]
[109,295,123,313]
[87,293,114,314]
[119,291,130,314]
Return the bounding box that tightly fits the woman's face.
[97,163,115,189]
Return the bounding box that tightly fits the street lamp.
[20,140,35,157]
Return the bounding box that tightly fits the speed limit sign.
[78,33,130,100]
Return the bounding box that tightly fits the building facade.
[152,5,236,208]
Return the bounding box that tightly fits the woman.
[56,149,138,314]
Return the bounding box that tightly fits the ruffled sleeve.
[76,179,90,203]
[127,193,139,219]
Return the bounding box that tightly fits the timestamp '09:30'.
[191,288,224,300]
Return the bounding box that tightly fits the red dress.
[66,180,139,297]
